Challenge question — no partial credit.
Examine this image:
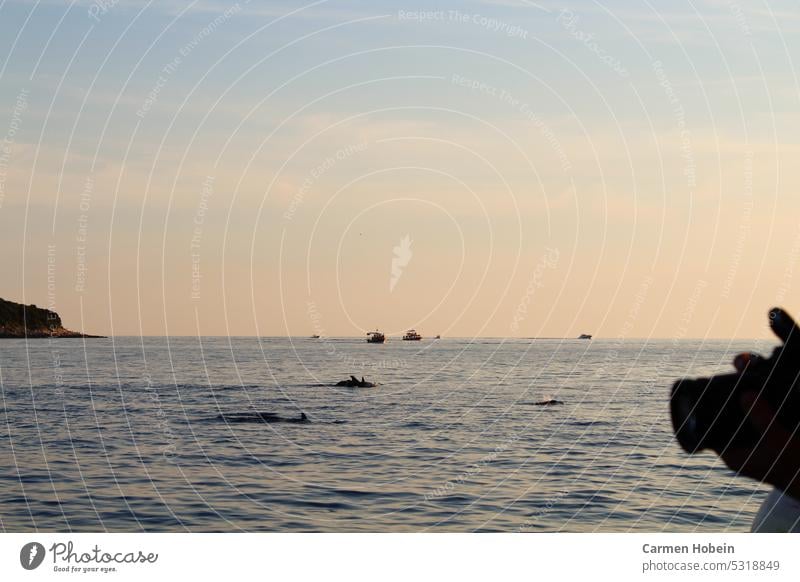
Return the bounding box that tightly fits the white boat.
[402,329,422,341]
[367,330,385,343]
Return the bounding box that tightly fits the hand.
[716,390,800,499]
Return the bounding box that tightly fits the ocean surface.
[0,336,776,532]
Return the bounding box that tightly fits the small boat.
[434,335,441,340]
[311,334,320,339]
[366,330,385,344]
[578,334,592,340]
[402,329,422,341]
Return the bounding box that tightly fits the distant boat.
[366,330,385,344]
[578,334,592,340]
[434,334,441,340]
[402,329,422,341]
[311,334,320,339]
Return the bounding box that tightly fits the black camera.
[671,307,800,453]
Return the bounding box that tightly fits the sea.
[0,336,775,532]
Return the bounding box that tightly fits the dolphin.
[218,412,309,423]
[335,375,376,387]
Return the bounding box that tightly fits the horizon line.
[35,334,774,342]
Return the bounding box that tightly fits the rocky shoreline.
[0,297,103,338]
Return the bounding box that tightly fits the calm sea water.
[0,337,774,532]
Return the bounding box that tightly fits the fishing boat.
[402,329,422,341]
[578,334,592,340]
[311,334,320,339]
[366,330,385,344]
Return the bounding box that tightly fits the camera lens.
[671,373,762,454]
[671,379,705,453]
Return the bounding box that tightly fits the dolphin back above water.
[335,375,377,388]
[218,412,309,423]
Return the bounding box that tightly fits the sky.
[0,0,799,338]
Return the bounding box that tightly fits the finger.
[733,352,763,373]
[769,307,799,347]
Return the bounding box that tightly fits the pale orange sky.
[2,1,800,338]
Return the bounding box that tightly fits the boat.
[402,329,422,341]
[311,334,320,339]
[578,334,592,340]
[366,330,385,343]
[434,335,441,339]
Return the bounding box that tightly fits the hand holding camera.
[671,308,800,498]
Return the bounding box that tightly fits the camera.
[671,307,800,453]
